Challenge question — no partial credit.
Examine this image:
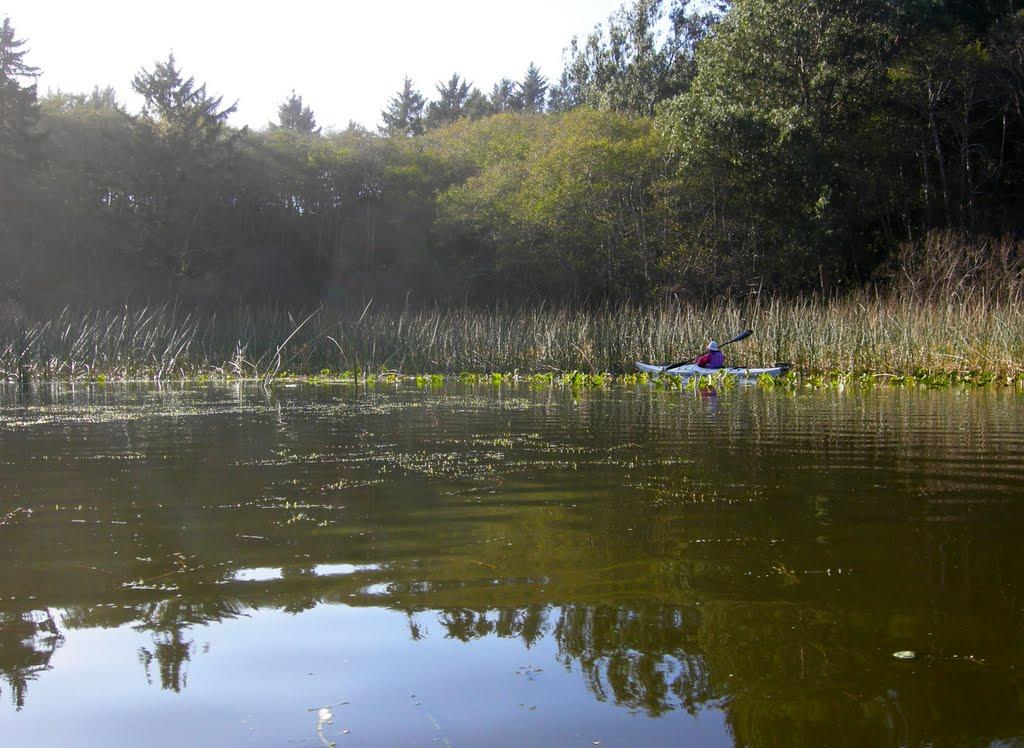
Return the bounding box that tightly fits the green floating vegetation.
[252,367,1024,392]
[752,369,1023,390]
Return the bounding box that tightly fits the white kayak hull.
[635,362,787,379]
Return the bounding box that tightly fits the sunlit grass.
[1,296,1022,384]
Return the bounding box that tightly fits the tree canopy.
[0,2,1022,310]
[0,16,41,181]
[380,76,426,137]
[276,91,317,133]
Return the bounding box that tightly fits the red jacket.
[696,350,725,368]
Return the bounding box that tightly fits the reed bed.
[1,296,1022,382]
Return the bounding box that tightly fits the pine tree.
[0,17,41,177]
[425,74,492,129]
[463,88,492,120]
[132,53,236,135]
[519,63,548,113]
[0,16,43,294]
[130,54,239,275]
[489,78,522,113]
[380,77,425,137]
[426,73,472,129]
[343,119,370,135]
[277,91,318,134]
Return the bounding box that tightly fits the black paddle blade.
[723,329,753,346]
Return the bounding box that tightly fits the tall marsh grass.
[1,297,1022,381]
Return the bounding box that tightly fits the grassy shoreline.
[4,370,1023,392]
[2,298,1022,385]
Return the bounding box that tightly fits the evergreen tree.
[426,74,493,129]
[380,76,425,137]
[132,53,236,138]
[131,54,239,275]
[277,91,318,133]
[489,78,522,112]
[0,15,43,291]
[519,63,548,112]
[343,119,370,135]
[426,73,472,129]
[463,88,492,120]
[0,16,41,180]
[3,0,1024,308]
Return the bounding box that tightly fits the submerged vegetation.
[1,298,1021,386]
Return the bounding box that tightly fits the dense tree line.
[0,1,1022,311]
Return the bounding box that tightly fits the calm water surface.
[1,382,1023,746]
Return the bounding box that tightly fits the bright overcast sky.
[2,0,624,131]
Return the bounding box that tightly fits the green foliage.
[33,94,137,296]
[276,91,317,134]
[132,53,236,134]
[41,86,121,114]
[489,78,522,113]
[560,0,720,115]
[519,63,548,113]
[546,70,580,113]
[129,53,241,277]
[0,16,40,170]
[380,76,426,137]
[657,0,906,291]
[656,0,1024,292]
[2,3,1024,311]
[0,16,43,298]
[426,74,490,129]
[433,109,670,300]
[886,11,1024,232]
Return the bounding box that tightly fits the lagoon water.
[1,382,1023,746]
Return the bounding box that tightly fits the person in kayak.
[696,341,725,369]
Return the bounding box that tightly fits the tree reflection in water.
[4,595,722,715]
[436,603,719,717]
[3,557,1024,748]
[0,609,63,710]
[3,383,1024,745]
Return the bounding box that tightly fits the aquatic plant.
[0,297,1022,383]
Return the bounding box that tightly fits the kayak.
[635,361,789,380]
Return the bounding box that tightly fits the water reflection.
[0,610,62,710]
[1,382,1023,746]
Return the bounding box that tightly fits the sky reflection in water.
[1,382,1023,746]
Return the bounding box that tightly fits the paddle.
[663,329,753,371]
